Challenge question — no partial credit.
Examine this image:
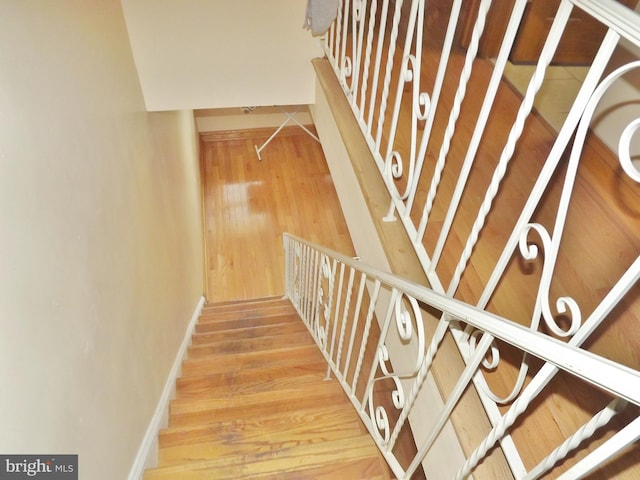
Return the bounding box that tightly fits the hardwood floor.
[201,127,355,302]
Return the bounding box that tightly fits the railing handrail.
[312,0,640,477]
[284,233,640,407]
[283,233,639,479]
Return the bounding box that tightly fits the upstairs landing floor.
[201,128,356,302]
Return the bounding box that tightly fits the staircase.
[143,296,391,479]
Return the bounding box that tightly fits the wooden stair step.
[197,304,297,324]
[159,403,363,448]
[170,379,348,416]
[187,331,314,358]
[176,364,328,398]
[168,389,351,428]
[159,409,368,465]
[180,344,323,377]
[190,321,308,345]
[242,456,391,480]
[144,435,384,480]
[194,314,299,334]
[176,371,330,400]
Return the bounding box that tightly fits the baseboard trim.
[128,295,206,480]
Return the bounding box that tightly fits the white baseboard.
[128,295,206,480]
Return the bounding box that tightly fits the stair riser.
[190,322,308,345]
[200,296,287,312]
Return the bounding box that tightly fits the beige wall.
[0,2,204,479]
[121,0,323,111]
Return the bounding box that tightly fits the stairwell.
[143,296,391,479]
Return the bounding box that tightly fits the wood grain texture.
[201,130,355,303]
[144,298,391,480]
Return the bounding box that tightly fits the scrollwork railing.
[283,233,640,479]
[318,0,640,477]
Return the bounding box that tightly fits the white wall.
[121,0,323,111]
[0,2,204,478]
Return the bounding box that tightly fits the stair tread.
[158,404,365,448]
[144,436,384,479]
[159,410,368,465]
[181,344,324,377]
[187,330,314,358]
[191,321,308,345]
[243,457,391,480]
[176,364,328,398]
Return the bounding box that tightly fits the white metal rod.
[573,0,640,45]
[557,416,640,480]
[343,273,368,379]
[335,266,356,373]
[525,399,627,480]
[405,332,496,478]
[382,0,421,175]
[358,0,378,122]
[405,0,464,216]
[415,0,494,246]
[351,280,382,392]
[327,262,346,365]
[284,235,640,405]
[473,28,620,312]
[445,0,574,296]
[457,254,640,478]
[373,0,405,152]
[254,108,318,160]
[427,0,529,268]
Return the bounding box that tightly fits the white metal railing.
[311,0,640,478]
[284,233,640,479]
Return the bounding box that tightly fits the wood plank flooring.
[143,297,391,480]
[201,127,355,302]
